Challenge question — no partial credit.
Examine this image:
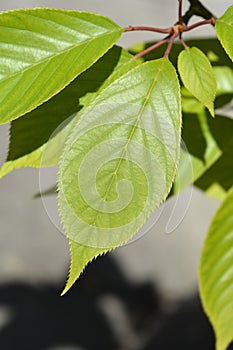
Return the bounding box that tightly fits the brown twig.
[124,25,171,34]
[184,17,216,32]
[164,33,179,57]
[135,37,170,59]
[124,0,218,59]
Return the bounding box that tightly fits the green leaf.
[0,8,123,125]
[0,46,134,179]
[199,185,233,350]
[173,63,233,198]
[59,58,181,293]
[61,239,108,296]
[216,5,233,62]
[178,47,217,116]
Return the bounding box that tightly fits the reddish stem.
[164,33,179,57]
[124,25,172,34]
[135,38,170,59]
[180,37,189,49]
[184,17,216,32]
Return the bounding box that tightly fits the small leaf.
[59,58,182,293]
[199,185,233,350]
[0,8,123,124]
[178,47,217,116]
[174,63,233,196]
[216,5,233,62]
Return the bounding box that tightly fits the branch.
[134,37,169,59]
[182,0,216,25]
[124,25,171,34]
[178,0,183,24]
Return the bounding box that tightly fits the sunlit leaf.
[0,47,133,179]
[199,185,233,350]
[173,63,233,198]
[59,58,182,293]
[178,47,217,116]
[0,8,123,124]
[216,5,233,62]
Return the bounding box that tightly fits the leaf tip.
[207,103,215,118]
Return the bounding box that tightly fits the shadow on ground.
[0,256,218,350]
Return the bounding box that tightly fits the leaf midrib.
[102,60,166,203]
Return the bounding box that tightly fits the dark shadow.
[195,113,233,192]
[207,113,233,151]
[215,94,233,110]
[141,297,215,350]
[182,113,207,163]
[0,255,218,350]
[0,255,158,350]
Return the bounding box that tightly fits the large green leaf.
[178,47,217,116]
[0,8,123,124]
[0,47,134,179]
[199,185,233,350]
[59,58,182,293]
[216,5,233,62]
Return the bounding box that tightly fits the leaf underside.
[59,58,182,294]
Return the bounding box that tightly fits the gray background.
[0,0,230,300]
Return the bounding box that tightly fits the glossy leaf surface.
[0,8,123,124]
[199,185,233,350]
[0,47,133,178]
[216,5,233,62]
